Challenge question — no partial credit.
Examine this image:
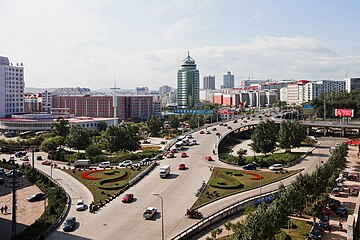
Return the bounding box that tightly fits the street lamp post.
[152,193,164,240]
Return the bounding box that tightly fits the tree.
[278,120,306,152]
[250,120,278,154]
[104,124,140,152]
[97,121,108,131]
[66,125,91,150]
[52,117,70,137]
[86,144,102,157]
[224,221,233,234]
[147,115,162,137]
[168,115,180,129]
[40,136,64,152]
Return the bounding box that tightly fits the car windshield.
[77,202,83,205]
[65,220,73,225]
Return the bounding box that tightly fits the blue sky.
[1,0,360,90]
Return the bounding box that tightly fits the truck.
[143,207,157,219]
[74,159,91,168]
[159,165,170,178]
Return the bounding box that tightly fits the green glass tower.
[177,52,200,109]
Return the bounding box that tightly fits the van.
[99,161,111,168]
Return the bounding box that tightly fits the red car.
[199,130,205,134]
[170,149,177,153]
[205,156,213,161]
[227,126,232,129]
[320,207,331,216]
[42,160,52,165]
[181,152,188,158]
[179,163,186,170]
[122,193,134,203]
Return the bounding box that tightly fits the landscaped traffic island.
[193,167,302,209]
[64,166,147,204]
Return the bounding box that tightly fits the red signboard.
[335,109,354,117]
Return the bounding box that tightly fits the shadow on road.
[166,173,179,179]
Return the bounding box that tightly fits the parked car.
[212,127,217,131]
[178,163,186,170]
[167,152,175,158]
[98,161,111,168]
[5,170,21,178]
[308,224,323,239]
[319,215,329,228]
[216,132,221,136]
[347,174,358,181]
[320,207,331,216]
[181,152,188,158]
[269,164,283,171]
[36,156,43,160]
[122,193,134,203]
[327,198,340,210]
[350,187,359,196]
[205,156,213,161]
[233,119,238,123]
[199,130,204,134]
[331,187,341,196]
[20,156,29,161]
[119,160,133,167]
[223,123,228,126]
[76,200,85,211]
[0,178,5,185]
[15,151,27,158]
[42,160,52,165]
[63,217,76,232]
[227,126,232,129]
[243,164,257,170]
[336,207,348,217]
[140,158,151,165]
[27,192,46,202]
[187,134,193,139]
[191,139,197,145]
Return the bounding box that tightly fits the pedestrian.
[0,206,3,214]
[4,205,8,214]
[339,221,343,231]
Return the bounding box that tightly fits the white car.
[76,200,85,211]
[269,164,283,171]
[119,160,133,167]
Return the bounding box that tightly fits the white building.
[0,56,25,118]
[203,75,215,90]
[345,77,360,93]
[41,90,52,113]
[304,80,345,101]
[199,89,221,102]
[159,85,172,95]
[135,87,149,95]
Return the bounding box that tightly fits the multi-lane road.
[1,116,342,239]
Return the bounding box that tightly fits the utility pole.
[31,148,35,171]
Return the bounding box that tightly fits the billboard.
[302,105,315,116]
[173,109,214,115]
[335,109,354,117]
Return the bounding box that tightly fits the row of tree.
[228,143,347,239]
[250,120,307,154]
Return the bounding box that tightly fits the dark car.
[0,178,4,185]
[308,224,323,239]
[233,119,238,123]
[27,192,46,202]
[63,217,76,232]
[336,207,348,217]
[327,198,340,210]
[350,187,359,196]
[243,164,257,170]
[319,215,329,228]
[5,170,21,178]
[122,193,134,203]
[36,156,43,160]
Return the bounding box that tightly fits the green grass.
[192,167,302,209]
[63,166,146,204]
[275,219,313,240]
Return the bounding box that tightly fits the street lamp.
[152,193,164,240]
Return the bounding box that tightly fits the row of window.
[5,77,23,81]
[5,90,24,93]
[4,68,23,72]
[5,108,23,113]
[5,100,23,103]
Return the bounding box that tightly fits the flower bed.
[244,171,263,180]
[81,170,102,180]
[96,170,128,190]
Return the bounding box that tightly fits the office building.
[0,56,25,118]
[135,87,149,95]
[177,52,200,109]
[52,95,153,121]
[159,85,172,95]
[203,75,215,90]
[345,77,360,93]
[222,71,234,89]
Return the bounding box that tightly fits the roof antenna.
[188,50,190,57]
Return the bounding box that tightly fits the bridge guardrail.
[171,190,280,240]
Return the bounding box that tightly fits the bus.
[3,132,16,138]
[19,131,35,138]
[175,141,183,151]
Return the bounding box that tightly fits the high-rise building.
[345,77,360,93]
[0,56,25,118]
[159,85,172,95]
[135,87,149,95]
[203,75,215,90]
[222,71,234,89]
[177,52,200,109]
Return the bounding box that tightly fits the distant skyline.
[1,0,360,90]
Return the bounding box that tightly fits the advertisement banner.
[335,109,354,117]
